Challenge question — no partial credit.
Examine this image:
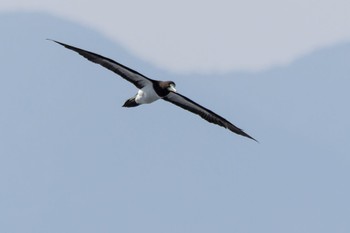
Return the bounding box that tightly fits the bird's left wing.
[163,92,257,141]
[50,40,153,89]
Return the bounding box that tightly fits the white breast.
[135,85,160,104]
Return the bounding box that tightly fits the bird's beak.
[168,84,176,92]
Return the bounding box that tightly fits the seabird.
[50,40,257,141]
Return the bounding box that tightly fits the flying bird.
[50,40,257,141]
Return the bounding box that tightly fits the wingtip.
[46,38,56,43]
[250,136,259,143]
[46,39,66,47]
[242,132,259,143]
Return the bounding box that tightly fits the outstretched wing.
[50,40,153,89]
[163,92,257,141]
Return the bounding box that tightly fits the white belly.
[135,85,160,104]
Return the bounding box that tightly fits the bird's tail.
[122,97,139,107]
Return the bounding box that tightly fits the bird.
[49,39,257,142]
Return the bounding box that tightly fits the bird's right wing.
[163,92,257,141]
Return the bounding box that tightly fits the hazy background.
[2,0,350,72]
[0,5,349,233]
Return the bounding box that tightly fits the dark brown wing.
[163,92,257,141]
[50,39,153,89]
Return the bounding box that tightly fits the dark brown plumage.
[50,39,257,141]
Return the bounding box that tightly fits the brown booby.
[50,40,257,141]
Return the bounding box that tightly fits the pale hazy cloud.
[2,0,350,72]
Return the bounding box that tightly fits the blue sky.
[2,0,350,72]
[0,9,349,233]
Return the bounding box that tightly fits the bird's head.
[166,81,177,92]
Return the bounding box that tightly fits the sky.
[2,0,350,72]
[1,10,350,233]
